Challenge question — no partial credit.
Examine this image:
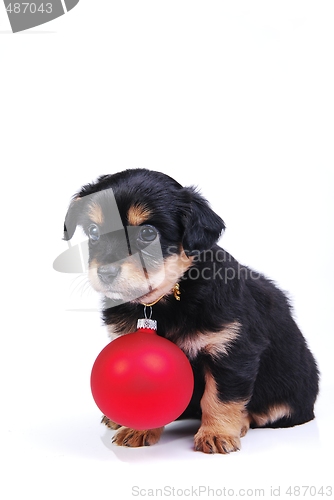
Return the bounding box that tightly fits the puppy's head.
[64,169,225,305]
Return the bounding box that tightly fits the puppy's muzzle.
[97,264,120,285]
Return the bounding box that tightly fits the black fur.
[64,168,319,451]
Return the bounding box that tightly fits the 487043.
[5,3,53,14]
[285,486,332,497]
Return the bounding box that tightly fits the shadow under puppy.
[64,168,319,454]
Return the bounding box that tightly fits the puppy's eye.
[138,225,158,243]
[88,224,100,242]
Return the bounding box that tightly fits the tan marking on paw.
[240,413,252,437]
[112,427,164,447]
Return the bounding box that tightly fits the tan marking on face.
[88,202,104,225]
[127,204,151,226]
[250,404,292,427]
[194,370,249,453]
[137,249,194,305]
[88,248,194,306]
[177,321,241,360]
[88,256,151,302]
[88,258,102,291]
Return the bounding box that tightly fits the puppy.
[64,168,319,454]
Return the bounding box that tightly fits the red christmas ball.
[90,326,194,430]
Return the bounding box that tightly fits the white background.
[0,1,333,499]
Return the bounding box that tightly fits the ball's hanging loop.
[144,305,153,320]
[138,305,157,331]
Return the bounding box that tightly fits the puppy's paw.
[194,427,241,454]
[112,427,164,447]
[101,415,122,430]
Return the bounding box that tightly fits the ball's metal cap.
[137,318,158,330]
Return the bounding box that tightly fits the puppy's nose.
[97,264,120,285]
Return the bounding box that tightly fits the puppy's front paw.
[112,427,164,447]
[101,415,122,430]
[194,426,241,454]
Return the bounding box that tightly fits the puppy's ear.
[181,187,225,255]
[63,197,83,241]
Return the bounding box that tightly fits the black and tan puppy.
[64,168,319,454]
